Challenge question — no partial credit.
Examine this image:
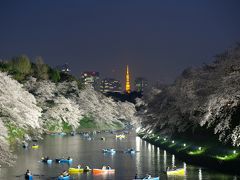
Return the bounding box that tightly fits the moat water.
[0,132,239,180]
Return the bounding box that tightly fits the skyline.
[0,0,240,84]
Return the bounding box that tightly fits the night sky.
[0,1,240,85]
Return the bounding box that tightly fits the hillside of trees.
[138,44,240,147]
[0,56,138,166]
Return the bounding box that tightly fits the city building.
[80,71,100,90]
[56,63,70,73]
[134,77,148,92]
[125,65,131,93]
[100,78,122,93]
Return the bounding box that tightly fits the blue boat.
[57,158,73,163]
[133,177,159,180]
[25,175,33,180]
[102,148,116,154]
[125,148,136,154]
[47,159,52,164]
[42,157,52,164]
[58,175,70,180]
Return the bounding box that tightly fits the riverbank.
[138,132,240,175]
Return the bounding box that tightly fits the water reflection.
[0,132,239,180]
[198,168,202,180]
[171,154,175,168]
[163,150,167,170]
[136,136,141,176]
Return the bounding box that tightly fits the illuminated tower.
[125,65,131,93]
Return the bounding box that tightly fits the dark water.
[0,132,239,180]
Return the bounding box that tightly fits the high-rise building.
[100,78,122,93]
[56,63,70,73]
[81,71,100,90]
[125,65,131,93]
[134,77,148,92]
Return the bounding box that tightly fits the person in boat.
[134,173,138,179]
[25,169,31,179]
[102,166,106,170]
[173,165,177,170]
[107,166,111,170]
[77,164,81,169]
[145,174,151,179]
[42,156,49,162]
[84,166,90,171]
[62,170,69,177]
[67,156,71,160]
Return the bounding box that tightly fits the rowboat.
[32,145,39,149]
[68,168,84,173]
[102,148,116,153]
[42,159,52,164]
[125,148,136,154]
[167,168,185,176]
[68,167,91,173]
[57,175,70,180]
[115,134,126,139]
[133,177,159,180]
[25,175,33,180]
[92,168,115,174]
[56,158,73,163]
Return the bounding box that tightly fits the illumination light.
[136,127,141,133]
[183,143,186,147]
[164,138,166,141]
[199,147,202,150]
[172,140,175,144]
[233,150,236,154]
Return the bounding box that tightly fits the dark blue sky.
[0,0,239,85]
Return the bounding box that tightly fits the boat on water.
[31,145,39,149]
[167,168,185,176]
[102,148,116,153]
[93,167,115,174]
[25,175,33,180]
[115,134,126,139]
[41,157,52,164]
[125,148,136,154]
[56,158,73,164]
[68,168,84,173]
[133,177,159,180]
[70,131,76,136]
[68,166,91,173]
[58,175,70,180]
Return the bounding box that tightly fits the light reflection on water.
[163,150,167,170]
[199,168,202,180]
[0,132,239,180]
[171,154,175,168]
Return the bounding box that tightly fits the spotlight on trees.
[199,147,202,150]
[164,138,166,141]
[233,150,236,154]
[172,140,175,144]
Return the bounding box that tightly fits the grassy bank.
[77,116,124,132]
[44,116,125,134]
[138,132,240,175]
